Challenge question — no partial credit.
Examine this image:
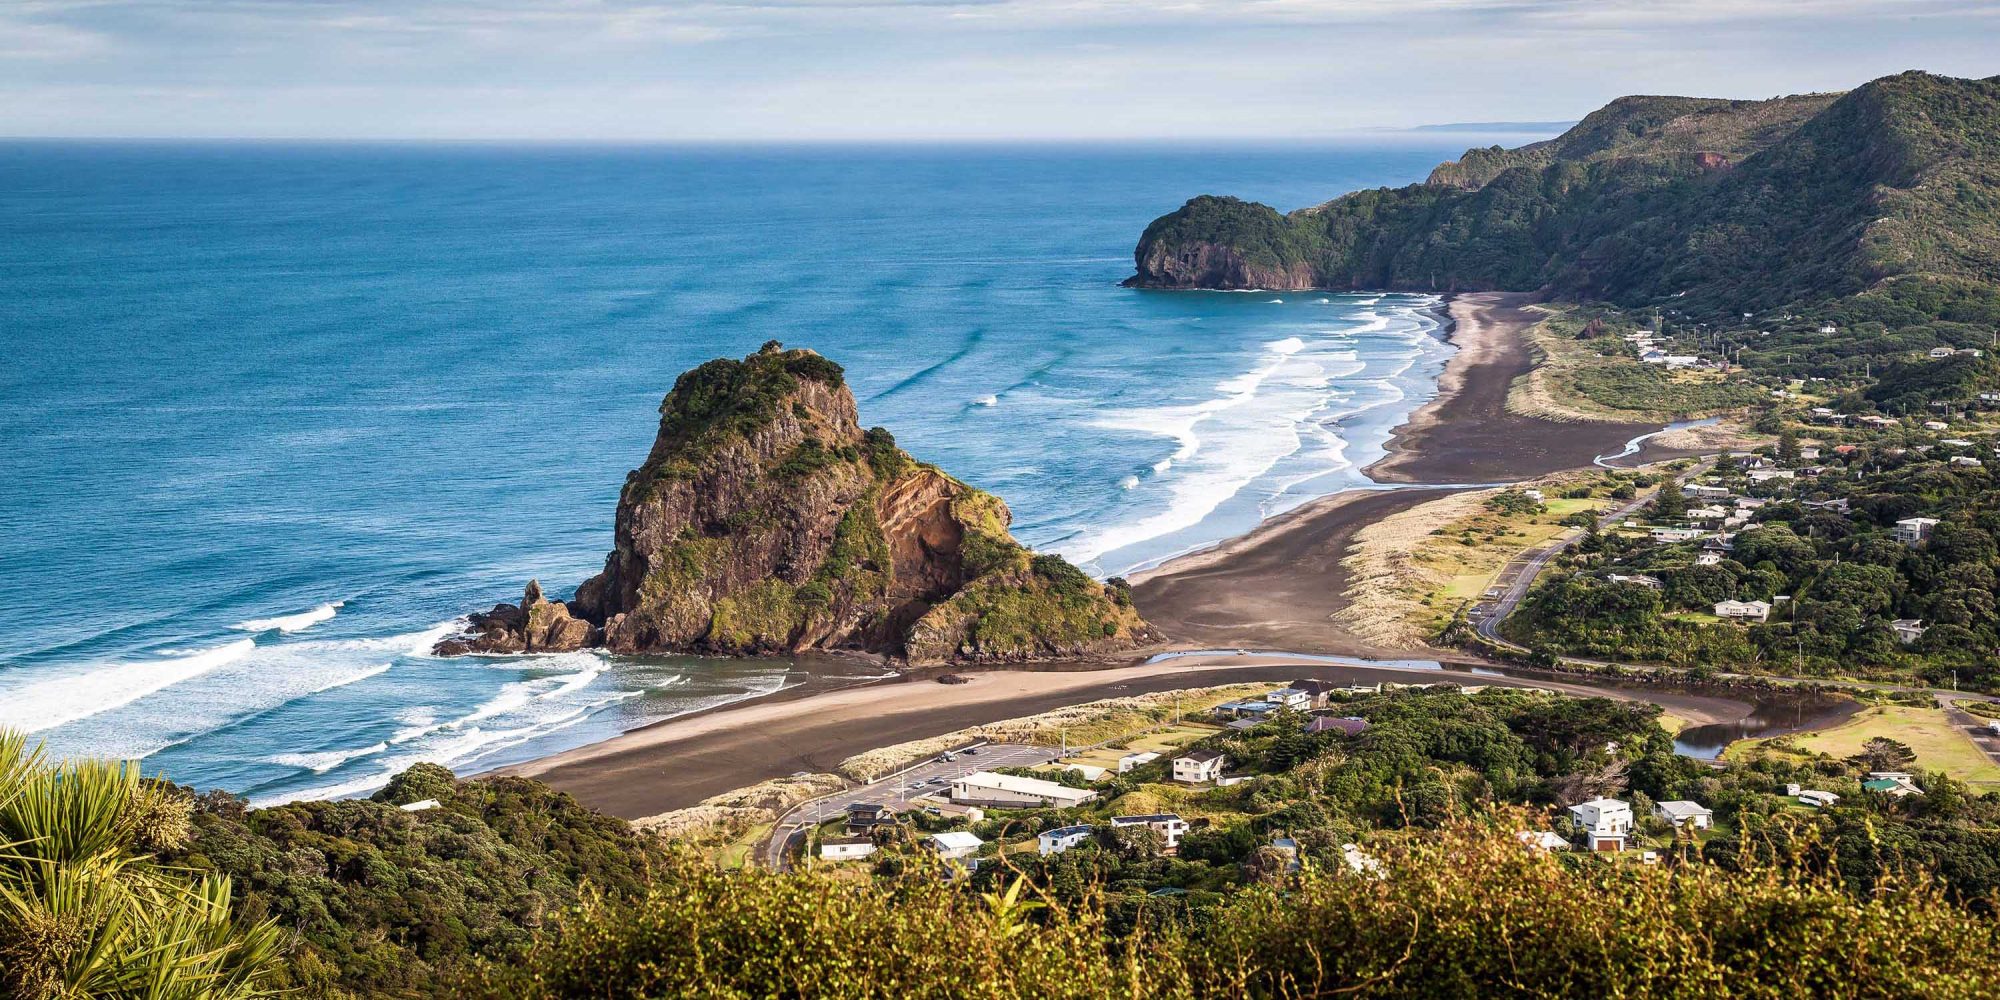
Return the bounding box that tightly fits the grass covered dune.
[494,820,2000,998]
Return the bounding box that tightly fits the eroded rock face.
[1131,239,1319,291]
[441,344,1151,663]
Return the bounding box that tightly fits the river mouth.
[1673,693,1862,759]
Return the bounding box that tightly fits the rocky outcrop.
[441,343,1151,664]
[436,580,597,656]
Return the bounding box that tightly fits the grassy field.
[1040,722,1224,775]
[1727,705,2000,789]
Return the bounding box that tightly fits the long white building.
[949,770,1098,808]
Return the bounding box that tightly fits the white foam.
[1056,296,1445,574]
[234,601,344,634]
[1119,475,1140,490]
[973,394,998,407]
[1267,298,1284,304]
[0,639,257,733]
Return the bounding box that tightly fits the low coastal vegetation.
[19,682,2000,996]
[1335,471,1642,646]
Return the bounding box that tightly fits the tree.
[1651,477,1687,520]
[1847,737,1916,773]
[1777,428,1801,464]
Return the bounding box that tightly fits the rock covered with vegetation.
[440,342,1148,664]
[1127,72,2000,341]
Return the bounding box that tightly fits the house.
[1568,798,1634,852]
[1663,355,1700,367]
[1686,506,1731,525]
[1714,599,1772,622]
[1864,772,1923,798]
[1797,790,1840,809]
[1287,679,1343,706]
[1686,483,1731,499]
[1117,750,1161,773]
[1951,456,1983,467]
[1941,438,1974,448]
[1981,391,2000,406]
[1523,488,1545,502]
[1341,843,1383,877]
[1650,527,1707,543]
[1264,687,1312,711]
[1798,446,1821,460]
[1858,414,1898,428]
[1929,346,1956,359]
[1517,830,1571,852]
[1695,551,1724,566]
[1819,323,1838,334]
[1110,813,1189,850]
[820,836,877,861]
[1640,349,1668,364]
[1734,497,1769,510]
[1212,699,1279,721]
[1037,825,1095,856]
[1609,573,1664,590]
[1747,469,1796,483]
[1960,348,1986,358]
[950,771,1098,809]
[1894,517,1941,545]
[1891,619,1927,645]
[399,799,440,812]
[1735,454,1767,469]
[1173,749,1227,784]
[1808,407,1847,424]
[929,831,985,859]
[1226,718,1263,732]
[1653,800,1713,830]
[1063,763,1108,782]
[1307,716,1370,736]
[1924,419,1951,431]
[846,802,895,833]
[1802,498,1850,513]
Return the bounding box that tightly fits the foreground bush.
[493,819,2000,998]
[0,733,285,999]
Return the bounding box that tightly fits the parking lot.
[763,741,1057,868]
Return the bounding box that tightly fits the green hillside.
[1128,72,2000,338]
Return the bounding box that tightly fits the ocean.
[0,138,1517,804]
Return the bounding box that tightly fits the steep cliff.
[439,343,1150,664]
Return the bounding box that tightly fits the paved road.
[1473,458,1715,649]
[760,742,1059,869]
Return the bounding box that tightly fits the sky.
[2,0,1996,140]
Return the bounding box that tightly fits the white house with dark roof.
[1173,749,1226,784]
[1037,825,1095,856]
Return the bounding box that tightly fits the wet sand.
[505,652,1756,819]
[1368,292,1653,485]
[1128,488,1460,655]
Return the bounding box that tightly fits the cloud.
[0,0,1993,138]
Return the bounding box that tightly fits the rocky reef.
[438,343,1151,664]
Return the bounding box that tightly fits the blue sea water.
[0,139,1493,803]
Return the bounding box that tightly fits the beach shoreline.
[491,290,1720,819]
